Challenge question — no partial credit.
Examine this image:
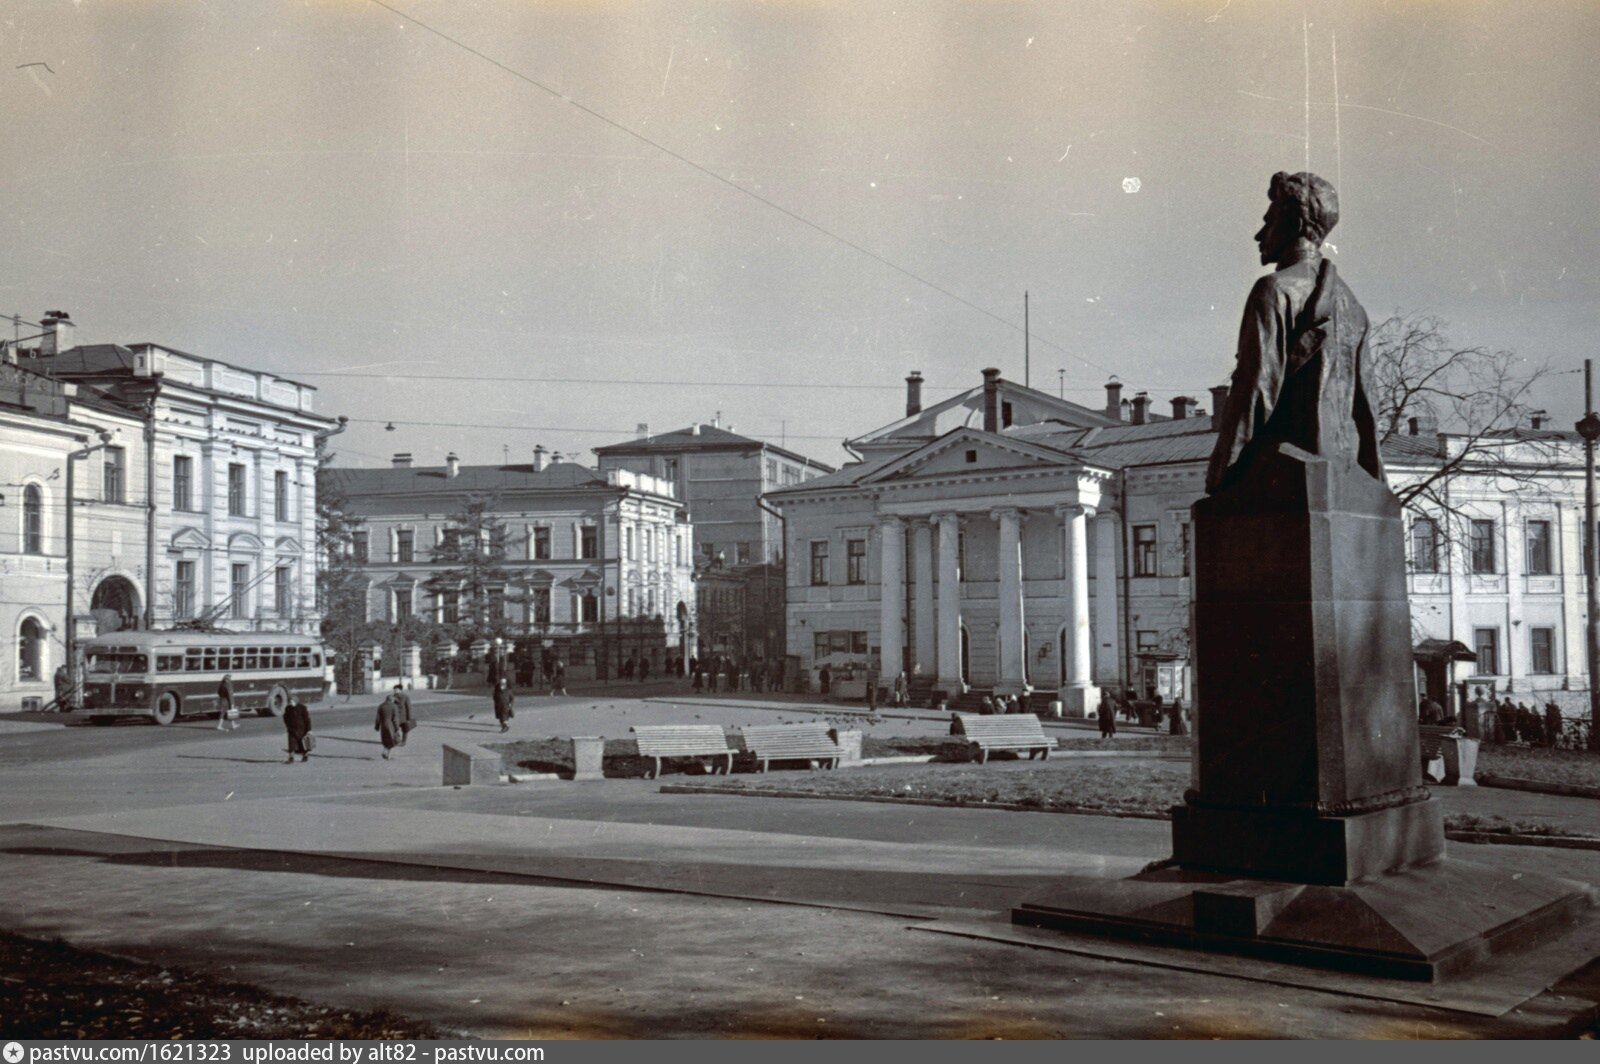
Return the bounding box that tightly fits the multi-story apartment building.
[19,312,337,636]
[594,423,832,566]
[328,452,696,678]
[768,369,1592,717]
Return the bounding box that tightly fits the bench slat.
[741,724,841,771]
[630,724,735,778]
[953,713,1054,763]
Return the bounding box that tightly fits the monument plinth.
[1013,171,1595,984]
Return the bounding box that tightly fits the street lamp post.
[1576,358,1600,752]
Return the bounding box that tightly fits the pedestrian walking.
[893,671,909,707]
[283,700,313,763]
[53,664,75,713]
[692,667,704,692]
[216,673,239,731]
[493,678,514,732]
[1097,690,1117,739]
[393,683,415,746]
[818,665,831,696]
[375,693,401,758]
[639,657,650,683]
[551,660,568,696]
[1168,698,1187,736]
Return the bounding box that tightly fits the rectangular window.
[1470,519,1496,574]
[624,526,635,561]
[533,526,551,560]
[1136,630,1159,653]
[736,541,751,565]
[1530,627,1556,674]
[580,593,598,623]
[487,586,505,622]
[810,541,830,586]
[846,539,866,584]
[228,463,247,517]
[230,563,250,620]
[1526,520,1553,575]
[395,529,414,564]
[174,561,196,619]
[814,632,830,662]
[1133,525,1158,577]
[103,446,125,503]
[1411,517,1440,573]
[275,470,290,522]
[580,525,598,559]
[765,459,778,483]
[394,588,413,624]
[1178,522,1191,577]
[274,566,291,617]
[173,455,193,512]
[440,589,460,625]
[532,588,551,626]
[1474,627,1499,675]
[351,530,369,565]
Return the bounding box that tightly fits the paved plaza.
[1,691,1597,1038]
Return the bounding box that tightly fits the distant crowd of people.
[1424,686,1566,747]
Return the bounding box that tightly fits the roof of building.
[847,375,1121,450]
[328,461,615,498]
[30,343,319,395]
[594,424,833,472]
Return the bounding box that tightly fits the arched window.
[23,485,42,555]
[18,617,45,681]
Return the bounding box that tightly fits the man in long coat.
[375,694,401,759]
[283,700,313,762]
[392,683,414,746]
[493,678,514,733]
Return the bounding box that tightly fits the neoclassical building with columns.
[768,368,1211,712]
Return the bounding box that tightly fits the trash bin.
[1440,736,1479,787]
[570,736,606,781]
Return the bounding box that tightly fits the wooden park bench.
[741,723,842,773]
[953,712,1055,763]
[630,724,735,780]
[1418,723,1464,782]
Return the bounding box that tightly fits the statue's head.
[1255,171,1339,266]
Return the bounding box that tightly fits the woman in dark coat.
[492,679,514,733]
[283,701,313,763]
[375,694,401,759]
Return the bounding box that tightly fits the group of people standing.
[1096,690,1187,738]
[373,682,416,758]
[1454,687,1565,747]
[690,655,785,694]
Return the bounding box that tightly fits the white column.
[1058,503,1100,716]
[993,507,1028,694]
[934,512,964,692]
[1093,510,1122,697]
[911,518,936,677]
[878,515,906,676]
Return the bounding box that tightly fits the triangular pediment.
[860,428,1076,484]
[169,526,210,551]
[274,536,303,556]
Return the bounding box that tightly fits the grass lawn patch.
[1476,744,1600,789]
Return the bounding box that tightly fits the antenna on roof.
[1024,291,1030,388]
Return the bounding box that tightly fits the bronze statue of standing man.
[1205,172,1384,495]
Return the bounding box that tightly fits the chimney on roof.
[532,445,548,472]
[446,452,460,478]
[1530,410,1549,430]
[905,371,924,417]
[636,422,649,439]
[713,411,722,429]
[1170,396,1196,420]
[1104,378,1123,421]
[38,311,73,357]
[551,451,564,463]
[1407,411,1438,436]
[1209,384,1230,416]
[982,367,1002,433]
[690,423,701,436]
[392,453,413,468]
[1130,392,1150,425]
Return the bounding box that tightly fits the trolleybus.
[79,631,332,725]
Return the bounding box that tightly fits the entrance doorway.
[90,576,141,633]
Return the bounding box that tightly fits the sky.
[3,0,1598,469]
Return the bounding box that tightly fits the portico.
[831,429,1112,703]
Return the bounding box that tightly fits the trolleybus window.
[86,650,147,674]
[157,654,182,673]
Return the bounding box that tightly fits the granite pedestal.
[1015,447,1594,981]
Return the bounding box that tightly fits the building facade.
[594,423,832,566]
[328,453,696,679]
[769,369,1592,716]
[19,312,337,637]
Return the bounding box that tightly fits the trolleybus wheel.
[261,684,290,717]
[152,692,179,726]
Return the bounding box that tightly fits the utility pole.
[1024,291,1030,388]
[1577,358,1600,751]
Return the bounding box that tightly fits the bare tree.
[1366,312,1555,515]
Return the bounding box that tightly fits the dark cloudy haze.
[4,0,1597,467]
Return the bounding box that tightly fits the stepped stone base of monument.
[1012,856,1597,982]
[1170,796,1445,887]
